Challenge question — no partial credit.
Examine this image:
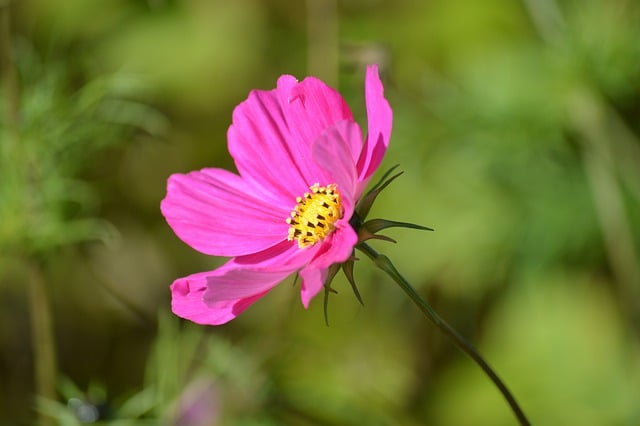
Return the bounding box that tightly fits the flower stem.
[357,242,530,426]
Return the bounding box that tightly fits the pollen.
[286,183,342,248]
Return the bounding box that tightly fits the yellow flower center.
[286,183,342,248]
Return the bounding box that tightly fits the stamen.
[287,183,342,248]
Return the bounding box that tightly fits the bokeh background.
[1,0,640,424]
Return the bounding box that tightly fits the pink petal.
[171,267,292,326]
[285,76,361,163]
[170,238,320,325]
[227,75,356,205]
[356,64,393,187]
[170,271,265,326]
[299,223,358,307]
[161,168,289,257]
[231,239,321,270]
[203,267,293,305]
[299,266,329,308]
[311,120,361,214]
[311,221,358,270]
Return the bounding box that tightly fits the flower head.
[161,64,392,325]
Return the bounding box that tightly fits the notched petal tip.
[357,64,393,185]
[170,273,234,326]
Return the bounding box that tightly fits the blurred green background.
[1,0,639,424]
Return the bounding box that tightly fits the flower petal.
[311,119,361,214]
[356,64,392,187]
[205,238,321,309]
[161,168,289,257]
[285,76,361,163]
[170,271,264,326]
[171,267,292,326]
[227,75,356,205]
[298,266,328,309]
[299,223,358,307]
[203,267,292,305]
[311,221,358,270]
[231,239,321,270]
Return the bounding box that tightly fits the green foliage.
[0,45,164,257]
[429,273,640,425]
[37,315,271,425]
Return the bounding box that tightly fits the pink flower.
[161,64,392,325]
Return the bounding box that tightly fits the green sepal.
[342,258,364,306]
[357,225,397,244]
[367,164,401,193]
[363,219,434,234]
[356,165,403,220]
[322,263,341,326]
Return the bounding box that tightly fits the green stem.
[357,243,530,426]
[569,91,640,336]
[2,5,57,424]
[26,258,57,426]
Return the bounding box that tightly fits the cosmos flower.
[161,64,392,325]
